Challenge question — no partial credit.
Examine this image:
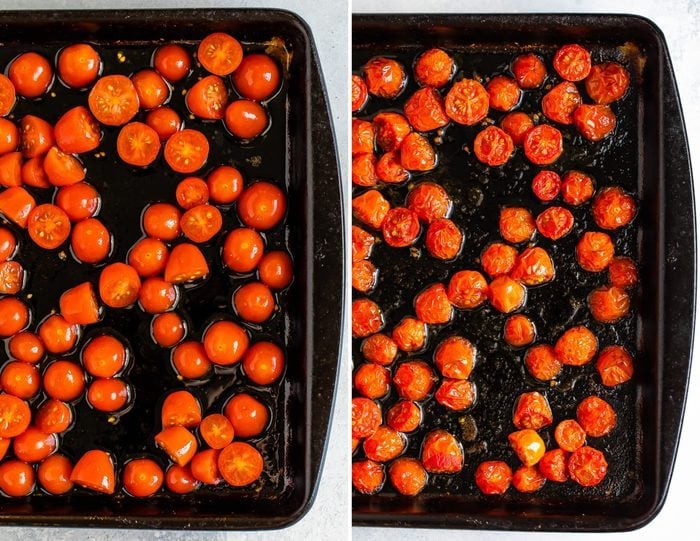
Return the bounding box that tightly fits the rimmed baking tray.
[0,8,342,530]
[352,13,694,531]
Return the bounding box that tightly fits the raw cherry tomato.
[232,53,281,101]
[421,429,463,474]
[435,378,476,411]
[82,334,126,378]
[414,48,454,88]
[531,170,561,201]
[504,314,536,347]
[381,207,420,248]
[0,228,16,262]
[233,282,275,323]
[487,75,521,112]
[117,122,161,167]
[386,400,421,433]
[21,156,50,188]
[475,460,513,494]
[207,165,243,204]
[151,312,186,348]
[42,360,84,402]
[561,170,595,205]
[0,118,18,155]
[0,74,16,117]
[122,458,163,498]
[87,378,130,412]
[536,206,574,240]
[58,43,101,88]
[500,207,535,244]
[55,182,101,222]
[0,361,39,399]
[524,343,562,381]
[481,242,517,278]
[43,146,85,186]
[513,391,553,430]
[38,314,78,354]
[88,75,139,126]
[555,419,587,452]
[164,243,209,284]
[58,283,98,330]
[447,270,488,309]
[414,282,453,324]
[237,181,287,231]
[574,104,616,141]
[146,106,182,141]
[142,203,181,241]
[576,231,614,272]
[8,52,53,98]
[203,319,249,366]
[180,204,223,243]
[511,53,547,89]
[189,449,220,485]
[403,87,449,132]
[0,393,31,437]
[198,32,243,76]
[407,182,451,224]
[444,78,489,125]
[161,390,202,429]
[352,397,382,439]
[596,345,634,387]
[352,74,369,112]
[164,129,209,174]
[138,277,178,314]
[509,428,546,466]
[352,189,390,230]
[586,62,630,104]
[500,111,534,146]
[153,44,191,83]
[373,112,411,152]
[171,341,212,379]
[224,393,269,438]
[131,69,170,110]
[388,457,428,496]
[243,341,284,385]
[70,449,115,494]
[361,333,398,366]
[165,464,199,494]
[0,151,21,188]
[512,465,546,494]
[363,57,406,99]
[222,228,265,274]
[473,126,514,166]
[539,448,569,483]
[0,296,29,337]
[523,124,563,165]
[555,325,598,366]
[510,247,555,286]
[588,285,630,323]
[54,106,101,154]
[27,204,71,250]
[8,331,44,364]
[38,453,73,495]
[199,413,234,450]
[224,99,269,139]
[592,186,636,230]
[13,425,56,462]
[568,446,607,487]
[99,262,141,308]
[258,250,293,290]
[608,256,638,289]
[553,44,592,82]
[0,459,35,496]
[155,426,198,467]
[425,218,463,260]
[19,115,53,159]
[71,217,111,264]
[354,363,390,399]
[542,81,581,125]
[352,459,385,494]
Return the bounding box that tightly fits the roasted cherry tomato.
[608,256,638,289]
[568,446,608,487]
[536,206,574,240]
[224,393,269,438]
[146,106,182,141]
[217,442,264,487]
[421,429,463,474]
[224,99,269,140]
[585,62,630,104]
[351,74,368,112]
[435,378,476,411]
[352,260,377,293]
[237,181,286,231]
[55,182,101,222]
[542,81,581,125]
[473,126,514,166]
[393,361,435,401]
[386,400,422,433]
[381,207,420,248]
[539,448,569,483]
[37,453,74,495]
[363,425,406,463]
[510,246,555,286]
[513,391,553,430]
[499,207,535,244]
[403,87,449,132]
[487,75,521,112]
[361,333,398,366]
[503,314,536,348]
[414,282,453,325]
[373,112,412,152]
[202,320,249,366]
[488,275,526,314]
[577,396,617,437]
[122,458,163,498]
[509,428,545,466]
[0,74,16,117]
[164,129,209,174]
[59,281,100,325]
[573,104,616,141]
[352,189,390,230]
[554,419,587,452]
[425,218,463,260]
[447,270,488,309]
[352,397,382,440]
[511,53,546,89]
[523,124,563,165]
[512,465,546,493]
[354,363,390,400]
[596,345,634,387]
[500,111,534,146]
[444,78,489,125]
[414,48,454,88]
[481,242,517,278]
[475,460,512,495]
[588,285,630,323]
[434,335,475,379]
[591,186,636,230]
[363,57,407,99]
[352,298,384,339]
[406,182,451,223]
[0,296,29,337]
[524,344,562,381]
[352,459,385,494]
[555,325,598,366]
[561,170,595,206]
[42,360,84,402]
[391,317,426,352]
[131,69,170,110]
[531,170,562,202]
[352,153,377,187]
[388,457,428,496]
[399,132,436,171]
[553,44,591,82]
[576,231,614,272]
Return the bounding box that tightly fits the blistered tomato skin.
[420,429,464,474]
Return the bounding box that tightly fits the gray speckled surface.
[0,1,349,540]
[352,0,700,540]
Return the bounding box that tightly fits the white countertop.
[352,0,700,540]
[0,1,349,540]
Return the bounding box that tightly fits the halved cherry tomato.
[13,425,57,462]
[87,377,130,412]
[43,146,86,186]
[512,465,546,493]
[591,186,636,230]
[70,449,115,494]
[152,312,186,348]
[122,457,163,497]
[523,124,563,165]
[224,393,269,438]
[175,177,209,209]
[511,53,546,89]
[202,319,249,366]
[71,217,111,264]
[421,429,463,474]
[0,393,31,437]
[585,62,630,104]
[0,74,16,117]
[444,78,489,125]
[131,69,170,110]
[568,446,607,487]
[352,74,368,112]
[99,262,141,308]
[352,459,384,494]
[8,52,53,98]
[88,74,139,126]
[57,43,101,88]
[542,81,581,125]
[19,114,54,158]
[218,442,264,487]
[554,419,587,452]
[8,331,44,364]
[363,57,406,99]
[55,182,101,221]
[536,206,574,240]
[531,170,561,201]
[117,122,160,167]
[42,360,85,402]
[35,398,72,434]
[161,390,202,429]
[487,75,521,112]
[0,227,16,262]
[473,126,514,166]
[232,53,281,101]
[0,260,25,295]
[21,156,51,188]
[54,106,101,154]
[561,170,595,206]
[207,165,243,204]
[0,296,30,337]
[573,104,616,141]
[146,106,182,141]
[180,204,223,243]
[513,391,553,430]
[153,44,191,83]
[539,448,569,482]
[164,128,209,173]
[171,341,211,380]
[524,343,562,381]
[186,75,227,120]
[37,453,73,495]
[198,32,243,76]
[0,152,22,188]
[414,48,454,88]
[553,44,592,82]
[164,243,209,283]
[27,204,71,250]
[60,280,101,325]
[373,112,411,153]
[155,426,198,467]
[200,413,235,450]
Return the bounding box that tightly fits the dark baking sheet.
[352,13,694,531]
[0,9,342,530]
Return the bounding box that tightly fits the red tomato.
[486,75,521,112]
[573,104,616,141]
[509,429,545,466]
[510,246,555,286]
[58,43,101,88]
[523,124,563,165]
[388,457,428,496]
[481,242,518,278]
[414,282,453,324]
[513,391,553,430]
[608,257,638,289]
[475,460,512,494]
[591,186,636,230]
[351,397,381,440]
[542,81,581,125]
[554,419,587,452]
[531,170,561,201]
[131,69,170,110]
[354,363,390,400]
[511,53,546,89]
[363,57,406,99]
[524,344,562,381]
[381,207,421,248]
[536,206,574,240]
[588,285,630,323]
[385,400,422,433]
[555,325,598,366]
[360,333,397,366]
[420,429,463,474]
[351,74,368,112]
[352,153,377,187]
[500,207,535,244]
[406,182,451,223]
[363,425,406,462]
[585,62,630,104]
[399,132,436,171]
[434,335,476,379]
[352,118,375,156]
[512,465,546,493]
[503,314,536,347]
[425,218,463,260]
[352,459,385,494]
[553,44,591,81]
[373,112,411,152]
[391,317,426,352]
[473,126,514,166]
[576,231,614,272]
[88,75,139,126]
[577,396,617,437]
[8,52,53,98]
[352,298,383,338]
[414,48,454,88]
[435,378,476,411]
[539,449,569,482]
[352,189,390,230]
[197,32,243,76]
[403,87,449,132]
[568,446,608,487]
[393,361,435,401]
[117,122,161,167]
[444,78,489,125]
[596,345,634,387]
[500,112,534,146]
[447,270,488,309]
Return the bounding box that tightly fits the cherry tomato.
[0,118,19,155]
[388,457,428,496]
[524,344,562,381]
[500,111,534,146]
[511,53,546,89]
[576,231,614,272]
[0,151,22,188]
[123,458,163,497]
[88,75,139,126]
[510,246,555,286]
[58,43,101,88]
[391,316,425,352]
[406,182,451,224]
[222,227,265,274]
[352,225,374,263]
[117,122,161,167]
[555,325,598,366]
[592,186,636,230]
[202,319,249,366]
[54,105,101,154]
[199,413,234,450]
[351,119,375,156]
[153,44,191,83]
[190,449,221,485]
[237,181,286,231]
[0,393,31,437]
[0,361,39,399]
[403,87,449,132]
[554,419,587,452]
[489,276,526,313]
[414,282,453,324]
[435,378,476,411]
[352,153,377,187]
[21,156,51,188]
[573,104,616,141]
[152,312,186,348]
[8,52,53,98]
[43,146,86,186]
[386,400,421,433]
[164,129,209,174]
[421,429,463,474]
[224,100,269,139]
[363,425,406,464]
[171,341,212,380]
[561,170,595,206]
[513,391,553,430]
[13,425,57,462]
[373,112,412,152]
[473,126,514,166]
[59,281,100,325]
[585,62,630,104]
[0,229,16,263]
[351,74,369,112]
[164,243,209,284]
[539,448,569,482]
[242,341,285,385]
[233,281,275,323]
[363,57,406,99]
[499,207,535,244]
[81,334,126,379]
[481,242,517,278]
[447,270,488,309]
[414,48,454,88]
[487,75,521,112]
[165,464,199,494]
[207,165,243,204]
[399,132,436,171]
[0,459,35,496]
[20,114,54,158]
[508,429,546,466]
[131,69,170,110]
[232,53,281,101]
[0,74,16,117]
[352,459,385,494]
[138,277,178,314]
[577,395,617,438]
[0,187,35,228]
[425,218,463,260]
[55,182,101,222]
[353,259,375,292]
[0,260,25,295]
[553,44,592,82]
[180,204,223,243]
[444,78,489,125]
[42,360,85,402]
[146,106,182,141]
[71,217,111,264]
[608,256,638,289]
[352,396,382,440]
[568,446,608,487]
[99,262,141,308]
[258,250,293,290]
[155,426,198,467]
[434,335,475,379]
[542,81,581,125]
[503,314,536,347]
[70,449,115,494]
[354,363,390,400]
[360,333,397,367]
[474,462,514,494]
[596,345,634,387]
[352,189,390,230]
[198,32,243,76]
[224,393,269,438]
[0,296,29,337]
[588,285,630,323]
[523,124,563,165]
[536,206,574,240]
[161,390,202,429]
[38,453,73,495]
[8,331,44,364]
[142,203,181,241]
[531,170,561,202]
[381,207,420,248]
[393,361,435,401]
[128,237,168,278]
[27,203,71,250]
[512,465,546,493]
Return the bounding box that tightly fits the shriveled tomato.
[536,206,574,240]
[475,460,512,494]
[473,126,514,166]
[500,207,535,244]
[435,378,476,411]
[352,225,374,262]
[513,391,553,430]
[576,231,614,272]
[447,270,488,309]
[421,429,463,474]
[608,256,638,289]
[352,118,375,156]
[509,429,545,466]
[406,182,451,223]
[591,186,636,230]
[361,333,397,366]
[555,325,598,366]
[434,335,475,379]
[388,457,428,496]
[373,112,411,152]
[500,112,534,146]
[354,363,390,400]
[488,275,526,313]
[363,425,406,463]
[561,170,595,206]
[573,104,616,141]
[363,57,406,99]
[524,344,562,381]
[391,317,426,352]
[510,247,555,286]
[568,446,607,487]
[531,170,561,202]
[352,397,381,440]
[503,314,536,348]
[555,419,587,452]
[414,282,452,324]
[352,189,390,230]
[539,448,569,482]
[588,285,630,323]
[596,345,634,387]
[351,74,368,112]
[512,465,546,493]
[486,75,521,112]
[542,81,581,125]
[511,53,546,89]
[403,87,449,132]
[375,151,409,184]
[481,242,518,278]
[352,459,384,494]
[585,62,630,104]
[393,361,435,401]
[414,48,454,88]
[399,132,436,171]
[386,400,421,433]
[381,207,420,248]
[425,218,462,260]
[352,153,377,187]
[352,298,383,338]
